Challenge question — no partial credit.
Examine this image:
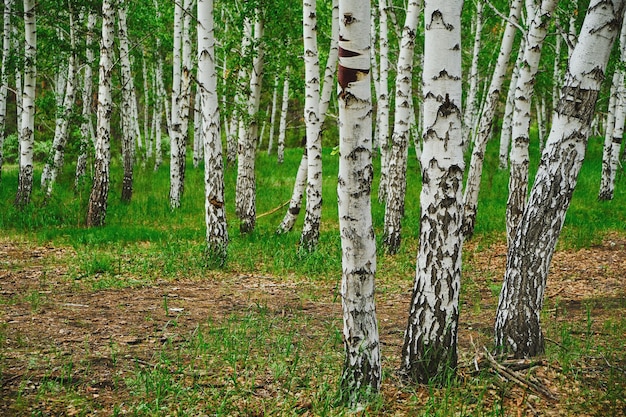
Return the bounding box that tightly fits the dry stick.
[483,347,558,401]
[256,200,290,219]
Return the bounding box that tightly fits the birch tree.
[337,0,380,403]
[377,0,391,203]
[495,0,626,358]
[0,0,13,181]
[169,0,185,208]
[463,0,484,141]
[15,0,37,208]
[277,67,289,164]
[198,0,228,264]
[462,0,522,237]
[266,76,278,155]
[41,9,78,198]
[506,0,557,245]
[300,0,323,252]
[87,0,116,227]
[400,0,464,384]
[598,15,626,200]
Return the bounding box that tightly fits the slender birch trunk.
[277,67,289,164]
[75,11,96,188]
[12,25,22,148]
[499,37,525,170]
[370,9,380,153]
[277,146,308,234]
[178,0,193,185]
[117,2,135,203]
[142,53,151,158]
[236,13,264,234]
[495,0,626,358]
[15,0,37,208]
[169,0,184,208]
[461,0,522,238]
[381,0,422,254]
[337,0,380,403]
[376,0,391,204]
[87,0,115,227]
[154,56,166,170]
[193,85,203,168]
[0,0,13,181]
[464,0,483,143]
[506,0,557,246]
[300,0,323,252]
[198,0,227,264]
[400,0,464,384]
[267,76,278,155]
[42,10,78,198]
[599,15,626,200]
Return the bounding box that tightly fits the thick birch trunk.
[87,0,115,227]
[177,0,193,186]
[117,3,135,203]
[15,0,36,208]
[75,11,96,188]
[337,0,381,404]
[169,0,184,208]
[598,15,626,200]
[300,0,323,252]
[495,0,626,358]
[400,0,464,384]
[0,0,13,181]
[198,0,228,264]
[42,11,77,198]
[376,0,391,204]
[381,0,421,254]
[506,0,557,246]
[277,67,289,164]
[236,14,264,234]
[462,0,522,238]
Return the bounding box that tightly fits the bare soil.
[1,236,625,416]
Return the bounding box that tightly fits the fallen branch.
[256,200,290,219]
[483,347,557,402]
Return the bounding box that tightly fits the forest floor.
[1,235,625,416]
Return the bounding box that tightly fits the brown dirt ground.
[1,235,625,416]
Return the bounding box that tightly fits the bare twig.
[256,200,290,219]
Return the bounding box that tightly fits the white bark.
[198,0,228,264]
[381,0,422,254]
[142,52,151,158]
[42,10,78,198]
[337,0,380,403]
[499,37,525,170]
[193,86,203,168]
[267,76,279,155]
[277,67,290,164]
[376,0,391,203]
[0,0,13,180]
[318,0,339,129]
[277,147,308,234]
[462,0,522,238]
[400,0,463,384]
[495,0,626,357]
[599,14,626,200]
[463,0,483,143]
[300,0,323,252]
[87,0,115,226]
[178,0,193,176]
[169,0,184,208]
[236,13,264,234]
[15,0,36,208]
[506,0,557,246]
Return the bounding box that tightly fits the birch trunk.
[193,86,203,168]
[381,0,422,254]
[42,10,78,198]
[337,0,380,404]
[495,0,626,358]
[118,2,135,203]
[463,0,483,143]
[277,67,289,164]
[236,14,264,234]
[198,0,228,264]
[0,0,13,181]
[506,0,557,246]
[169,0,184,208]
[177,0,193,185]
[87,0,115,227]
[277,147,308,234]
[376,0,391,204]
[267,76,278,155]
[598,15,626,200]
[75,11,96,188]
[461,0,522,238]
[300,0,323,252]
[15,0,36,208]
[499,37,525,170]
[400,0,463,384]
[142,53,151,158]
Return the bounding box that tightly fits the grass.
[0,131,625,415]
